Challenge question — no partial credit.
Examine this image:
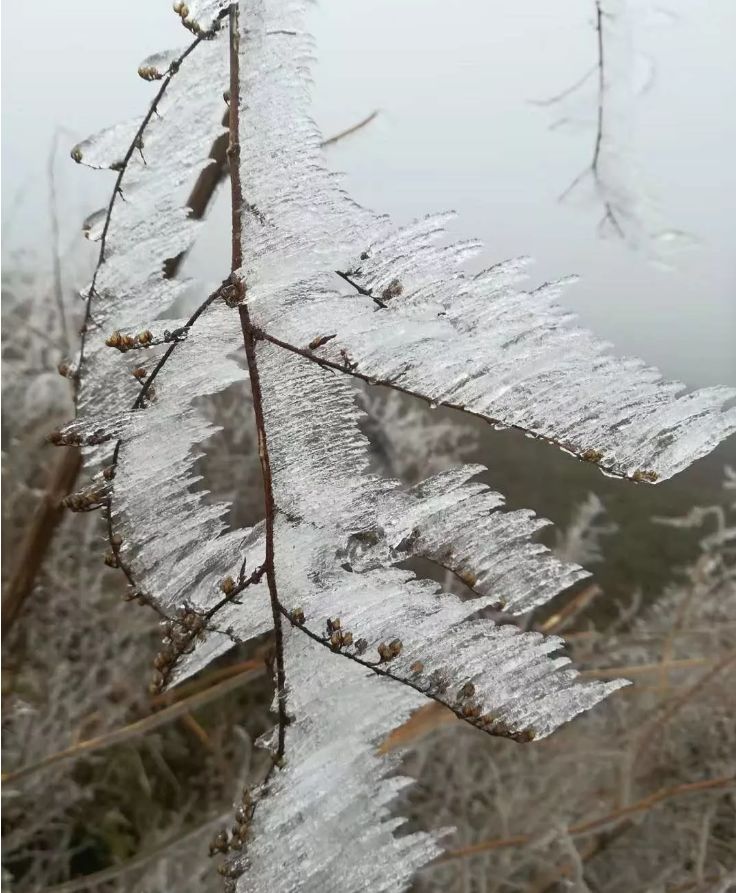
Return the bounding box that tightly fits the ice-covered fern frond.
[57,1,736,890]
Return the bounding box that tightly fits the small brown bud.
[354,638,368,655]
[381,278,403,301]
[104,551,118,568]
[71,146,83,163]
[462,702,481,719]
[326,617,341,633]
[388,638,402,658]
[220,576,236,595]
[459,681,475,700]
[290,607,305,625]
[308,333,336,351]
[110,533,123,548]
[409,660,424,675]
[341,631,353,648]
[329,631,343,650]
[132,366,147,380]
[138,329,153,345]
[377,642,392,662]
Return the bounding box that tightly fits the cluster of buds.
[47,429,82,446]
[632,469,659,483]
[377,638,403,663]
[381,277,403,302]
[57,360,77,380]
[455,680,483,719]
[210,789,254,857]
[325,617,355,652]
[103,534,123,568]
[220,282,243,308]
[105,329,153,352]
[581,448,603,464]
[122,585,150,606]
[149,607,206,694]
[220,575,236,596]
[62,484,107,513]
[137,64,164,81]
[457,568,478,589]
[173,1,211,36]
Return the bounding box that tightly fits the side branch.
[278,605,535,743]
[74,32,210,400]
[253,328,645,483]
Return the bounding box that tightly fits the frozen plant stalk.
[56,1,736,890]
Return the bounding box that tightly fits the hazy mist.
[3,0,734,387]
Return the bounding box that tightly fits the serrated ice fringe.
[241,632,440,893]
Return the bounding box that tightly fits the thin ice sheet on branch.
[72,33,228,428]
[236,6,736,484]
[258,347,624,742]
[242,632,439,893]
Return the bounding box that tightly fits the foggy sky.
[2,0,734,387]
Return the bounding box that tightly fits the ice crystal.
[64,1,736,890]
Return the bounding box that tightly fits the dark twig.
[556,0,625,237]
[320,110,379,148]
[75,33,208,402]
[336,270,387,308]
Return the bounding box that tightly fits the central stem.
[228,2,287,758]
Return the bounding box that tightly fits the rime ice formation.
[65,1,736,890]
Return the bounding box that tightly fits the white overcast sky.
[2,0,735,387]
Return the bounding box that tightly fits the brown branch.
[163,112,230,279]
[228,4,288,760]
[632,651,736,761]
[538,584,601,634]
[440,774,735,863]
[2,660,265,785]
[2,447,82,639]
[528,822,632,893]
